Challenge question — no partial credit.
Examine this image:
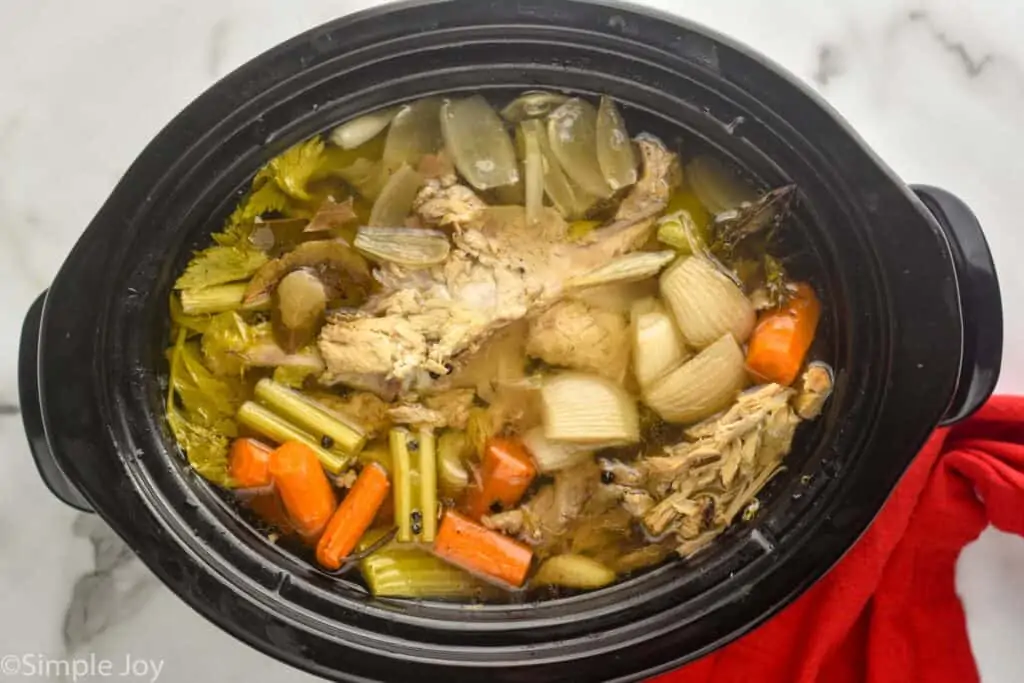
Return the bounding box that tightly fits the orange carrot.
[433,510,533,587]
[465,438,537,520]
[746,282,822,386]
[316,463,391,570]
[269,441,337,540]
[229,438,274,488]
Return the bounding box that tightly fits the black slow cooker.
[18,1,1002,681]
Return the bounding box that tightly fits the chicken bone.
[793,362,834,420]
[643,492,701,537]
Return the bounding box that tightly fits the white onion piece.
[643,334,748,424]
[532,554,616,589]
[437,431,471,499]
[686,155,756,214]
[548,98,614,199]
[354,226,450,267]
[566,251,676,290]
[596,96,638,190]
[382,98,444,171]
[659,256,755,349]
[521,427,593,474]
[368,164,423,227]
[542,372,639,446]
[441,96,519,190]
[500,91,570,123]
[521,119,590,219]
[330,106,398,150]
[631,298,690,389]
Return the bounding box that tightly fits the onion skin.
[330,107,398,150]
[368,164,423,227]
[441,96,519,191]
[547,98,614,199]
[596,96,639,191]
[354,227,451,267]
[383,98,444,172]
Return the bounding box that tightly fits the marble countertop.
[1,1,1022,681]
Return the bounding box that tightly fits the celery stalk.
[254,379,366,455]
[656,209,706,255]
[180,284,248,315]
[180,285,271,316]
[237,401,347,473]
[417,428,438,542]
[362,552,487,599]
[359,539,489,599]
[389,429,413,542]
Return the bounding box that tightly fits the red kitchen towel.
[655,395,1024,683]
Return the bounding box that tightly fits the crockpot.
[18,1,1002,681]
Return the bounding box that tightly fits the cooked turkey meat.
[318,137,677,395]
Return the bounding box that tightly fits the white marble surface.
[0,1,1021,681]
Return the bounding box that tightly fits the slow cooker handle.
[19,291,94,512]
[911,185,1003,426]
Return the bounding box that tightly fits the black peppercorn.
[321,435,335,449]
[600,470,615,485]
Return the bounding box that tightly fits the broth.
[165,90,833,601]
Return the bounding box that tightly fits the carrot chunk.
[229,438,274,488]
[433,510,533,588]
[316,463,391,570]
[269,441,337,540]
[465,438,537,520]
[745,283,822,386]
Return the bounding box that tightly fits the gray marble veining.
[64,516,159,654]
